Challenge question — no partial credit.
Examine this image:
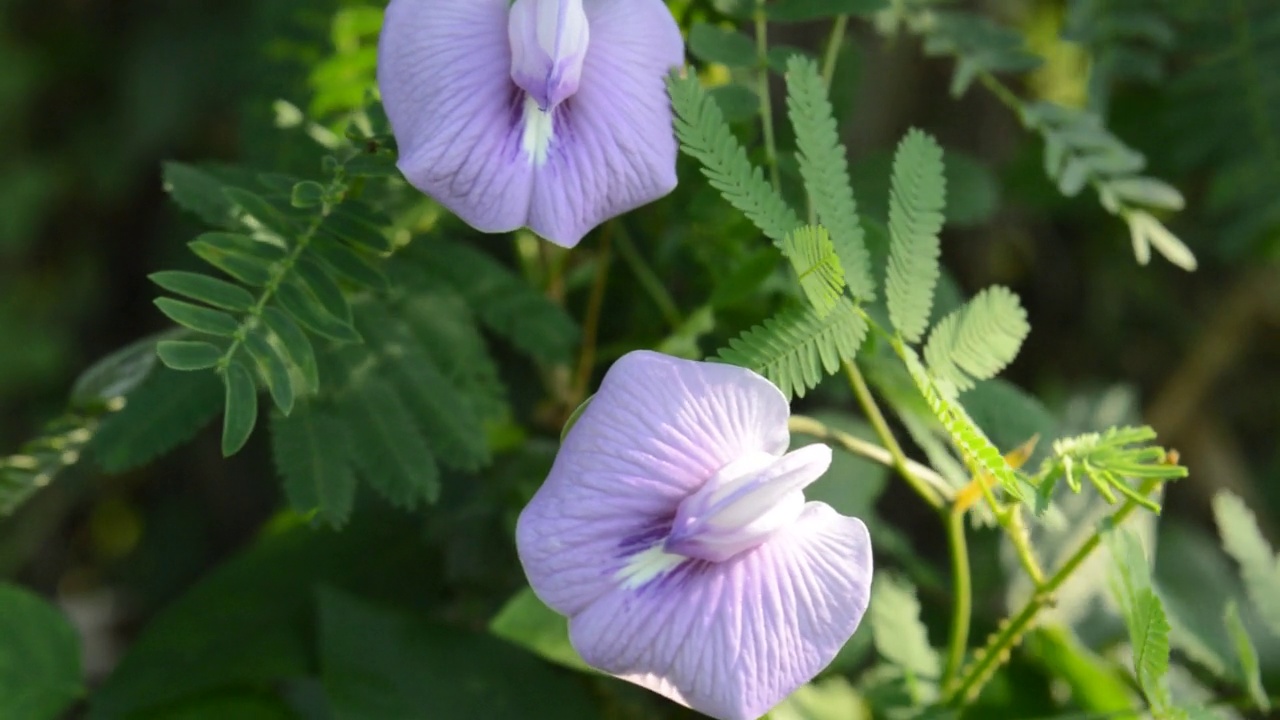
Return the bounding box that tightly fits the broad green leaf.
[89,367,223,473]
[154,298,240,337]
[143,692,296,720]
[189,232,281,287]
[89,513,435,718]
[667,72,800,243]
[783,225,846,316]
[1224,600,1269,710]
[1213,491,1280,636]
[886,129,945,343]
[0,584,84,720]
[157,340,224,371]
[785,55,874,300]
[270,405,356,527]
[688,22,756,66]
[1105,528,1173,712]
[708,83,760,123]
[308,236,388,290]
[489,587,591,673]
[221,359,259,456]
[244,329,295,415]
[150,271,256,312]
[275,282,361,343]
[717,298,867,399]
[319,588,597,720]
[338,376,439,507]
[869,573,940,678]
[261,307,320,394]
[923,286,1029,392]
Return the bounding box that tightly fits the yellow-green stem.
[941,507,972,692]
[945,478,1162,705]
[754,1,781,193]
[820,15,849,90]
[842,360,946,510]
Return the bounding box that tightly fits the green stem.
[788,415,952,496]
[842,360,947,510]
[1003,505,1047,587]
[941,507,972,692]
[754,1,781,193]
[820,15,850,90]
[613,224,683,329]
[945,478,1162,705]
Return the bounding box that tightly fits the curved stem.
[754,0,781,193]
[945,478,1161,705]
[842,360,948,510]
[613,224,683,329]
[820,15,850,90]
[788,415,952,499]
[570,226,613,405]
[941,507,972,692]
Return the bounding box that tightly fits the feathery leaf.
[924,286,1030,391]
[887,129,946,343]
[782,225,846,317]
[717,299,866,399]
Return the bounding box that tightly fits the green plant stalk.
[754,0,781,193]
[1003,505,1047,587]
[820,15,849,90]
[842,360,946,510]
[941,506,972,692]
[612,224,683,329]
[788,415,952,497]
[217,191,335,374]
[945,478,1162,705]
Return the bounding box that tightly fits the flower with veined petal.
[516,351,874,720]
[377,0,684,248]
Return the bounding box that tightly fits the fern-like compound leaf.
[782,225,846,317]
[887,129,946,343]
[924,286,1030,391]
[667,72,800,244]
[717,298,866,400]
[784,56,875,300]
[271,404,357,527]
[902,345,1026,501]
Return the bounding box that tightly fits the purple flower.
[377,0,684,248]
[516,351,874,720]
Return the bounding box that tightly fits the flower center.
[663,444,832,563]
[508,0,590,112]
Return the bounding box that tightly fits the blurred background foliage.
[0,0,1277,718]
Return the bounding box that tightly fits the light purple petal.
[525,0,683,246]
[568,504,874,720]
[378,0,534,233]
[516,351,791,616]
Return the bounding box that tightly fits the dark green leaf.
[271,405,356,527]
[150,271,256,312]
[309,236,388,290]
[344,153,400,178]
[338,377,439,508]
[189,232,282,287]
[0,584,83,720]
[275,282,361,343]
[244,330,295,415]
[154,298,241,337]
[224,187,298,239]
[89,367,224,473]
[319,589,598,720]
[293,256,353,324]
[162,162,237,228]
[262,307,320,393]
[290,181,326,209]
[157,340,224,372]
[708,84,760,123]
[489,587,592,673]
[320,203,393,253]
[69,334,162,408]
[221,359,259,456]
[689,23,756,67]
